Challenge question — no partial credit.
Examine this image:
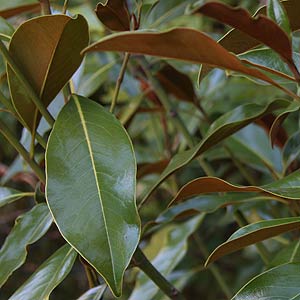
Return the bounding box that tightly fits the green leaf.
[77,285,106,300]
[270,240,300,267]
[129,215,204,300]
[141,99,290,204]
[231,263,300,300]
[283,130,300,170]
[0,16,14,41]
[0,204,52,287]
[206,217,300,266]
[7,14,89,133]
[0,1,39,19]
[268,0,291,35]
[83,28,296,97]
[0,187,33,208]
[46,95,140,297]
[8,244,77,300]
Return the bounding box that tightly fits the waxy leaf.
[206,217,300,266]
[0,17,14,41]
[283,130,300,169]
[232,263,300,300]
[95,0,130,31]
[141,99,290,204]
[9,244,77,300]
[197,1,299,79]
[198,0,300,82]
[0,1,39,19]
[268,0,291,34]
[46,95,140,297]
[83,28,296,98]
[0,187,33,208]
[7,14,89,132]
[129,215,204,300]
[0,204,52,287]
[170,170,300,207]
[270,240,300,267]
[77,285,106,300]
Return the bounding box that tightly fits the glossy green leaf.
[77,285,106,300]
[0,204,52,287]
[46,95,140,297]
[129,215,204,300]
[141,99,290,204]
[268,0,291,35]
[9,244,77,300]
[7,14,89,132]
[0,17,14,41]
[231,263,300,300]
[283,130,300,169]
[0,187,33,208]
[206,217,300,266]
[83,28,296,98]
[0,1,39,18]
[270,240,300,267]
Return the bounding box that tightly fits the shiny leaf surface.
[0,204,52,287]
[9,244,77,300]
[0,17,14,41]
[268,0,291,35]
[0,187,33,208]
[77,285,106,300]
[206,217,300,266]
[7,14,89,132]
[46,95,140,297]
[232,263,300,300]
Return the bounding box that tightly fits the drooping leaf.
[46,95,140,297]
[95,0,130,31]
[140,99,290,204]
[197,0,300,82]
[0,17,14,41]
[82,28,297,98]
[206,217,300,266]
[0,1,40,19]
[7,14,89,132]
[283,130,300,170]
[268,0,291,35]
[231,263,300,300]
[0,187,33,208]
[0,204,52,287]
[8,244,77,300]
[77,285,106,300]
[137,159,170,179]
[129,215,204,300]
[197,1,299,79]
[170,170,300,207]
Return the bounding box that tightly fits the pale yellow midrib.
[74,97,116,284]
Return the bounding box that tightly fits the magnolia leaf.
[0,1,39,19]
[7,14,89,133]
[46,95,140,297]
[268,0,291,35]
[283,130,300,170]
[231,263,300,300]
[0,17,14,41]
[0,204,52,287]
[0,187,33,208]
[83,28,296,98]
[77,285,106,300]
[206,217,300,266]
[140,99,290,204]
[270,240,300,267]
[9,244,77,300]
[137,159,170,179]
[95,0,130,31]
[129,215,204,300]
[198,0,300,82]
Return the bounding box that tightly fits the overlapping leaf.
[231,263,300,299]
[283,130,300,169]
[0,1,39,19]
[77,285,106,300]
[9,244,77,300]
[268,0,291,34]
[206,217,300,266]
[95,0,130,31]
[7,14,89,132]
[83,28,297,98]
[46,95,140,297]
[0,187,33,208]
[0,17,14,41]
[0,204,52,287]
[140,99,290,205]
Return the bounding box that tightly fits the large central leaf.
[46,95,140,297]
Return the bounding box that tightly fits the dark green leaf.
[232,263,300,300]
[9,244,77,300]
[0,17,14,41]
[46,95,140,297]
[283,130,300,170]
[206,217,300,266]
[0,204,52,287]
[270,240,300,267]
[7,14,89,132]
[268,0,291,35]
[77,285,106,300]
[0,187,33,208]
